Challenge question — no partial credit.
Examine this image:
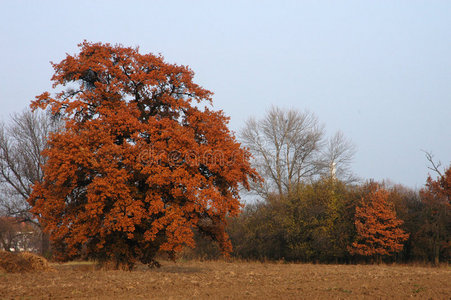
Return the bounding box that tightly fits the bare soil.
[0,260,449,299]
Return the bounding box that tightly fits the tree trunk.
[40,231,50,257]
[434,242,440,266]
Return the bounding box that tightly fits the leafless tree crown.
[241,107,324,197]
[241,106,356,198]
[319,131,357,182]
[0,109,60,224]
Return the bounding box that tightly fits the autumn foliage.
[348,185,409,258]
[28,42,259,268]
[421,165,451,208]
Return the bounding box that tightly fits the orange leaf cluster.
[420,166,451,209]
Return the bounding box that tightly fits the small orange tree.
[28,42,259,268]
[348,185,409,260]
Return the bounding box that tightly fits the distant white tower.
[330,160,337,180]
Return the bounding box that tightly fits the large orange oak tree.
[28,42,259,268]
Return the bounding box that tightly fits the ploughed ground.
[0,260,450,299]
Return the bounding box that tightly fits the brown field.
[0,260,450,299]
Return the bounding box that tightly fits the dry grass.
[0,259,450,299]
[0,251,53,273]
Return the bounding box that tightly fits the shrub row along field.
[1,257,450,299]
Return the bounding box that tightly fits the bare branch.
[319,131,357,182]
[422,150,443,177]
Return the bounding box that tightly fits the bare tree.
[240,106,324,198]
[0,108,60,254]
[319,131,356,182]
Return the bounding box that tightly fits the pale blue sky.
[1,1,450,189]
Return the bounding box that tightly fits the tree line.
[0,42,449,267]
[225,178,449,264]
[185,107,450,265]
